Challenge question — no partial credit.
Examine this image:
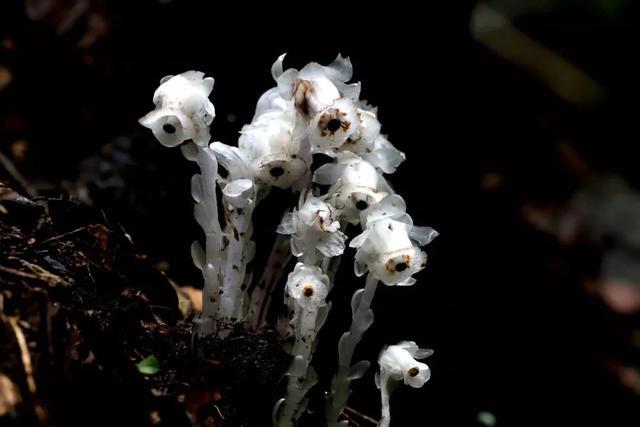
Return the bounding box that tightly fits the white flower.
[313,153,387,224]
[307,98,361,151]
[238,100,310,189]
[139,71,215,147]
[378,341,432,388]
[286,263,329,311]
[350,195,438,286]
[277,192,347,262]
[271,53,361,117]
[337,106,405,174]
[254,87,291,118]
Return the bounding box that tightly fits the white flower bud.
[139,71,215,147]
[277,193,347,262]
[238,101,310,189]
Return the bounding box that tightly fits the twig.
[0,151,37,198]
[40,227,86,244]
[344,406,379,425]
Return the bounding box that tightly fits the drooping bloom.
[313,153,388,224]
[350,195,438,286]
[139,71,215,147]
[238,99,310,189]
[376,341,433,427]
[277,192,347,263]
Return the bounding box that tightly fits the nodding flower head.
[271,53,361,118]
[378,341,433,388]
[139,71,215,148]
[337,106,406,174]
[313,153,387,224]
[238,100,310,189]
[286,263,329,311]
[350,195,438,286]
[277,192,347,260]
[308,98,361,151]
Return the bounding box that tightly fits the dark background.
[1,0,639,426]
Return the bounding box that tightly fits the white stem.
[218,203,255,321]
[190,146,223,336]
[277,308,320,427]
[378,373,392,427]
[326,273,379,426]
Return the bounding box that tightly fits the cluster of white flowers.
[139,55,438,427]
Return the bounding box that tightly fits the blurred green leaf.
[136,355,160,375]
[477,411,497,427]
[592,0,626,18]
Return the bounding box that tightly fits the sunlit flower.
[139,71,215,147]
[350,195,438,285]
[277,192,347,262]
[238,100,310,189]
[313,153,387,224]
[271,53,361,118]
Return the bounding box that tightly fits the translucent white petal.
[276,212,297,235]
[409,225,439,246]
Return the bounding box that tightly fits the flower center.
[408,367,420,377]
[395,262,408,272]
[302,285,315,297]
[163,123,176,134]
[270,167,285,178]
[326,118,342,133]
[355,200,368,210]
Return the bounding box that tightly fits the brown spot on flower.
[385,254,412,273]
[408,367,420,377]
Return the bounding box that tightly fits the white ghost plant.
[376,341,433,427]
[139,55,440,426]
[276,263,331,427]
[139,71,215,148]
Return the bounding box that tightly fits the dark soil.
[0,184,289,427]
